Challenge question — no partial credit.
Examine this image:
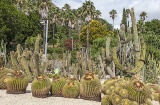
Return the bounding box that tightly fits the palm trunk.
[113,19,114,31]
[52,23,55,47]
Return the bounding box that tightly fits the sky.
[52,0,160,29]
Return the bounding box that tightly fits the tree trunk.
[52,23,55,47]
[113,19,114,30]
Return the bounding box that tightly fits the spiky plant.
[51,74,66,96]
[101,95,111,105]
[121,99,131,105]
[118,89,128,98]
[127,80,152,104]
[131,101,139,105]
[6,70,28,94]
[147,84,160,101]
[0,67,14,89]
[31,75,51,98]
[62,78,79,98]
[145,98,152,105]
[80,72,101,101]
[110,93,122,105]
[102,78,123,94]
[0,75,12,89]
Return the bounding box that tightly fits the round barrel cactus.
[121,99,131,105]
[102,78,123,94]
[0,67,13,89]
[127,80,152,104]
[62,78,79,98]
[31,75,51,98]
[101,95,111,105]
[110,93,122,105]
[80,72,101,101]
[6,70,28,94]
[51,74,66,96]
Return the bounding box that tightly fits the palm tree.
[62,3,71,11]
[82,0,96,19]
[39,1,50,53]
[77,7,83,33]
[15,0,24,10]
[23,0,36,16]
[50,6,59,38]
[81,0,96,61]
[94,10,101,19]
[109,9,117,29]
[140,11,147,21]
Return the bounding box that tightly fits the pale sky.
[52,0,160,29]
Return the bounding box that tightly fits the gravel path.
[0,81,159,105]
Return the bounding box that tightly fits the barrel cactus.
[0,67,14,89]
[80,72,101,101]
[31,75,51,98]
[101,95,111,105]
[101,78,123,94]
[62,78,79,98]
[110,93,122,105]
[121,99,131,105]
[127,80,152,104]
[51,74,66,96]
[0,75,12,89]
[118,89,128,98]
[6,70,28,94]
[147,83,160,101]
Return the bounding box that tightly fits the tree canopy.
[79,20,113,43]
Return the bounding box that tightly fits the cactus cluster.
[80,72,101,101]
[101,79,153,105]
[147,83,160,101]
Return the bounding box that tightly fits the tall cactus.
[130,8,140,65]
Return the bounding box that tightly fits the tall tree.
[140,11,147,21]
[94,10,101,19]
[121,8,127,32]
[82,0,96,19]
[125,9,130,27]
[109,9,117,29]
[15,0,23,10]
[50,6,59,39]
